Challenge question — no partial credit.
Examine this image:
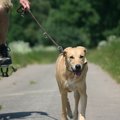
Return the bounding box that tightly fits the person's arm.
[20,0,30,10]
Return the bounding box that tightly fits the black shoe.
[0,44,12,66]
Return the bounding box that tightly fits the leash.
[17,6,64,53]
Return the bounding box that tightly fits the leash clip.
[43,32,48,39]
[58,46,64,53]
[17,6,25,17]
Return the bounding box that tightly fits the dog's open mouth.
[74,70,81,76]
[71,68,81,76]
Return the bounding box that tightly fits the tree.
[8,0,120,48]
[44,0,99,48]
[8,0,51,46]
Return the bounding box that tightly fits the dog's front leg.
[73,90,80,120]
[61,92,68,120]
[78,83,87,120]
[79,93,87,120]
[66,97,73,119]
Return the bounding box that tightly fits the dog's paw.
[61,117,68,120]
[73,111,78,120]
[67,110,73,119]
[61,114,68,120]
[68,112,73,119]
[79,114,85,120]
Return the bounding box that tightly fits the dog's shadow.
[0,111,58,120]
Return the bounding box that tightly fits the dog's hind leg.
[66,97,73,118]
[73,90,80,120]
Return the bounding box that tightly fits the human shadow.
[0,111,58,120]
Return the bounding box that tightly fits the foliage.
[9,41,32,54]
[8,0,51,46]
[8,0,120,48]
[45,0,99,48]
[10,41,58,67]
[88,38,120,83]
[12,48,58,67]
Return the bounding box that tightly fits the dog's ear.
[62,47,72,57]
[63,51,67,57]
[84,48,87,64]
[77,46,87,55]
[84,58,87,64]
[84,48,87,55]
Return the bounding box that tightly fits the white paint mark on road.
[0,90,59,98]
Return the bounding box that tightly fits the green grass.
[12,50,58,67]
[30,80,37,85]
[0,105,2,110]
[0,50,58,77]
[88,40,120,83]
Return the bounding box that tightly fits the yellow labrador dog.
[56,46,88,120]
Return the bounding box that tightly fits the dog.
[56,46,88,120]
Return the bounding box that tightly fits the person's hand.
[20,0,30,10]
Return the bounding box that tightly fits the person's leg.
[0,7,9,44]
[0,1,12,65]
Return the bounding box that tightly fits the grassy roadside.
[12,50,58,67]
[8,41,59,68]
[7,40,120,84]
[0,44,59,78]
[88,40,120,83]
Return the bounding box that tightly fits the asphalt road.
[0,63,120,120]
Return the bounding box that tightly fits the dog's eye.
[70,56,74,59]
[80,55,84,58]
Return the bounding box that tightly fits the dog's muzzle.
[71,64,82,76]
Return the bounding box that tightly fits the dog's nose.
[75,64,81,70]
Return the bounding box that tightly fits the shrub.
[9,41,32,54]
[88,38,120,83]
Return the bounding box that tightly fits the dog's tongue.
[75,71,81,76]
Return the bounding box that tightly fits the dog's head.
[63,46,87,76]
